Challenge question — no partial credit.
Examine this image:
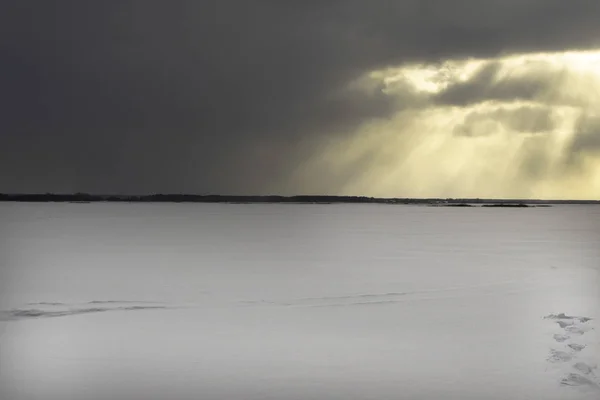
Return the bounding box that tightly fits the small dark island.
[437,203,474,207]
[481,203,530,208]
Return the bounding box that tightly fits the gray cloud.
[434,61,557,107]
[570,116,600,154]
[515,135,555,182]
[453,106,556,137]
[509,113,600,186]
[2,0,600,194]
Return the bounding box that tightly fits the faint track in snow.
[240,279,539,308]
[0,301,178,321]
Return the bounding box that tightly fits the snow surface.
[1,203,599,400]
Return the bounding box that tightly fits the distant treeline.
[0,193,424,204]
[0,193,598,205]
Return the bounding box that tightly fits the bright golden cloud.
[287,50,600,199]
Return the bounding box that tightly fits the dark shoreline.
[0,193,598,205]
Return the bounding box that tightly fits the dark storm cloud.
[2,0,600,194]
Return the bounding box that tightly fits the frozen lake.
[1,203,599,400]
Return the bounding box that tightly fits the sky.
[2,0,600,199]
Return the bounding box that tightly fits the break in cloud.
[290,51,600,199]
[1,0,600,198]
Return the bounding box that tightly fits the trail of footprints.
[544,313,599,389]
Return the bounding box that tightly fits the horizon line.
[0,193,599,203]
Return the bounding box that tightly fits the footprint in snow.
[561,373,599,388]
[565,325,593,335]
[553,334,570,343]
[573,362,596,375]
[567,343,586,352]
[548,349,573,363]
[557,320,575,329]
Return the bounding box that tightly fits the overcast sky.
[2,1,600,198]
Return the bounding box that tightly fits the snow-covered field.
[1,203,599,400]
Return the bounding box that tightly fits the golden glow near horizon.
[288,50,600,199]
